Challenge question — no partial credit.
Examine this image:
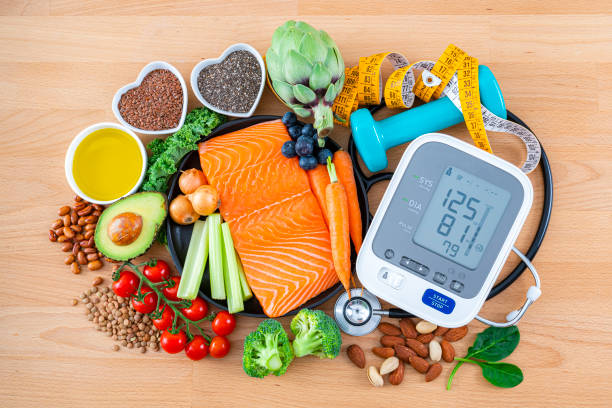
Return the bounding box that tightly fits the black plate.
[166,115,371,317]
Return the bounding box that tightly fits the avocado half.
[95,192,167,261]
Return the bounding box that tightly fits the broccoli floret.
[243,319,294,378]
[290,309,342,359]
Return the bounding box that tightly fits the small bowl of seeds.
[190,43,266,118]
[112,61,188,135]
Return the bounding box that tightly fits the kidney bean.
[70,210,78,225]
[84,223,96,231]
[74,195,83,202]
[62,214,71,227]
[93,204,104,211]
[83,247,97,254]
[77,206,93,217]
[77,251,88,265]
[55,227,64,236]
[51,219,63,229]
[84,230,94,239]
[92,210,102,217]
[75,233,85,241]
[87,253,99,262]
[80,239,92,248]
[88,260,103,271]
[78,217,87,226]
[70,224,82,233]
[63,226,75,239]
[61,242,72,252]
[57,235,70,243]
[72,242,80,256]
[84,215,98,224]
[49,230,58,242]
[64,255,75,265]
[58,206,70,216]
[71,262,81,274]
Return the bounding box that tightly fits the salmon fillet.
[198,120,338,317]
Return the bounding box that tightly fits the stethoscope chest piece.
[334,289,381,336]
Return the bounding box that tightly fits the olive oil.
[73,128,143,201]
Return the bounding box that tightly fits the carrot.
[325,158,351,297]
[333,151,362,253]
[307,165,330,227]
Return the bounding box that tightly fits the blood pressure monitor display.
[413,166,511,270]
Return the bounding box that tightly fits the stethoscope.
[335,111,551,337]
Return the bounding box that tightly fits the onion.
[179,168,207,195]
[187,185,219,216]
[169,195,200,225]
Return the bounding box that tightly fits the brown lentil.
[118,69,183,131]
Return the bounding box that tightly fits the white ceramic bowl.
[112,61,188,135]
[190,43,266,118]
[65,122,148,205]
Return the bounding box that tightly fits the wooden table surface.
[2,1,611,407]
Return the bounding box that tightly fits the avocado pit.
[108,212,143,246]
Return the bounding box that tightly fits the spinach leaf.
[447,326,523,390]
[467,326,520,362]
[477,361,523,388]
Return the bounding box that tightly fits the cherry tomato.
[160,329,187,354]
[209,336,230,358]
[162,277,181,301]
[131,286,158,314]
[185,335,209,361]
[212,311,236,336]
[143,259,171,283]
[111,270,139,298]
[152,306,175,331]
[180,297,208,321]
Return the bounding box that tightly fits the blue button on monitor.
[422,289,456,314]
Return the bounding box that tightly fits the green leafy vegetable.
[447,326,523,390]
[139,107,225,245]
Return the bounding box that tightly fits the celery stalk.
[236,252,253,301]
[177,219,209,300]
[221,222,244,313]
[208,214,225,300]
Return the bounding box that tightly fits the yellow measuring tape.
[332,44,492,153]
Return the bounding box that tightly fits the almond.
[372,347,395,358]
[367,366,384,387]
[378,322,402,336]
[380,356,400,375]
[429,340,442,362]
[388,361,405,385]
[405,338,428,358]
[444,326,468,342]
[416,333,434,344]
[347,344,365,368]
[408,355,429,373]
[415,320,437,334]
[399,318,417,339]
[380,335,405,348]
[433,326,450,336]
[393,344,416,362]
[440,340,455,362]
[425,363,443,382]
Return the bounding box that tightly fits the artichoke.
[266,21,345,138]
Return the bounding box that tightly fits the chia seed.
[118,69,183,131]
[197,50,261,114]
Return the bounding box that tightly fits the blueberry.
[301,124,315,137]
[281,140,297,158]
[299,155,318,170]
[295,136,314,157]
[288,124,303,140]
[317,148,333,165]
[281,112,297,126]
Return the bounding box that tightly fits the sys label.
[422,289,455,314]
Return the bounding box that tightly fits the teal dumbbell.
[350,65,507,172]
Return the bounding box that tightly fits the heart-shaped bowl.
[112,61,188,135]
[190,43,266,118]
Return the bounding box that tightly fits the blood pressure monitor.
[357,133,534,328]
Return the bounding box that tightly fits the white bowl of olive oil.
[65,123,147,205]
